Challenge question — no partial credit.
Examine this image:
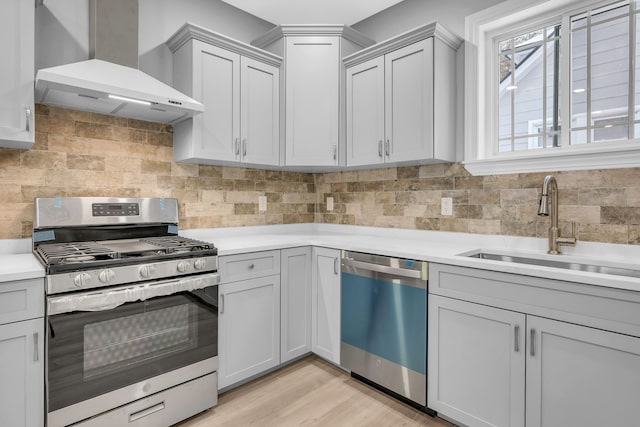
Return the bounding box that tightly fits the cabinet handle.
[514,325,519,352]
[242,139,247,157]
[530,328,536,356]
[234,138,240,156]
[378,140,383,157]
[332,144,337,161]
[33,332,38,362]
[220,294,224,314]
[385,139,390,157]
[334,257,339,274]
[25,107,31,133]
[248,263,254,270]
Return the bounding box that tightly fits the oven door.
[46,273,219,426]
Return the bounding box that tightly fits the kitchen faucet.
[537,175,577,254]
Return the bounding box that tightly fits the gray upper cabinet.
[0,0,34,149]
[253,26,374,170]
[167,23,281,168]
[344,23,462,168]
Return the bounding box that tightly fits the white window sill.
[464,145,640,176]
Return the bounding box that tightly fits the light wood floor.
[177,355,455,427]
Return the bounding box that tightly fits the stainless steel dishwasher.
[341,251,432,413]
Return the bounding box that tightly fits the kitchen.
[2,0,640,426]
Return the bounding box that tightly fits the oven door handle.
[47,273,220,315]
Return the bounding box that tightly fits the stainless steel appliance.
[33,197,220,427]
[340,251,431,413]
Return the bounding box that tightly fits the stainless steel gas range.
[33,197,220,427]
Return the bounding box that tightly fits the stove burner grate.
[36,242,116,266]
[140,236,216,253]
[35,236,217,268]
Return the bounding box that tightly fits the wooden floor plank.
[177,356,455,427]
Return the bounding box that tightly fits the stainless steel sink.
[463,250,640,279]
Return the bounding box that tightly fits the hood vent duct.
[35,0,203,124]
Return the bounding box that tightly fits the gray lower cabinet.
[280,247,312,363]
[428,295,525,427]
[428,263,640,427]
[217,251,281,389]
[217,246,342,390]
[0,279,45,427]
[526,315,640,427]
[311,247,341,365]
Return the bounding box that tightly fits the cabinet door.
[218,275,280,389]
[0,318,44,427]
[281,247,312,363]
[526,316,640,427]
[311,247,341,364]
[385,39,434,163]
[0,0,34,148]
[428,295,525,427]
[346,57,385,166]
[191,41,240,162]
[240,57,280,166]
[285,37,339,166]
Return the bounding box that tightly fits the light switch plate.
[441,197,453,216]
[327,197,334,212]
[258,196,267,212]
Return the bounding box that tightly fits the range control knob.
[98,269,115,284]
[73,272,91,288]
[139,264,156,279]
[176,261,190,273]
[193,258,207,270]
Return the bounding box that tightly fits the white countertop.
[181,223,640,293]
[2,224,639,292]
[0,253,45,282]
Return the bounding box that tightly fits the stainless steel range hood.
[35,0,203,124]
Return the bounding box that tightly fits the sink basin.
[462,250,640,279]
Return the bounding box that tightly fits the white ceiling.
[220,0,406,25]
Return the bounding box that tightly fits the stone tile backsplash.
[0,105,639,245]
[315,165,640,245]
[0,105,313,239]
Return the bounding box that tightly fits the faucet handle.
[558,222,578,247]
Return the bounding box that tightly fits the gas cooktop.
[36,235,217,274]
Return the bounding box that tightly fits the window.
[464,0,640,175]
[570,1,636,145]
[498,25,561,153]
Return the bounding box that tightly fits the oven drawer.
[74,373,217,427]
[219,250,281,283]
[0,278,44,325]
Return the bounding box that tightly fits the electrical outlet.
[441,197,453,216]
[326,197,334,212]
[258,196,267,212]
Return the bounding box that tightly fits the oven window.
[47,289,217,412]
[83,303,196,380]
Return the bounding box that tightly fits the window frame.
[464,0,640,175]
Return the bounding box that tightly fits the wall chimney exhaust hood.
[35,0,203,124]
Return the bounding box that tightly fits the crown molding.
[252,24,375,49]
[343,22,462,68]
[166,22,282,67]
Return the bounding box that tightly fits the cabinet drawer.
[430,263,640,338]
[219,251,281,283]
[0,278,44,324]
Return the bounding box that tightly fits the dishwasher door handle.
[341,258,423,279]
